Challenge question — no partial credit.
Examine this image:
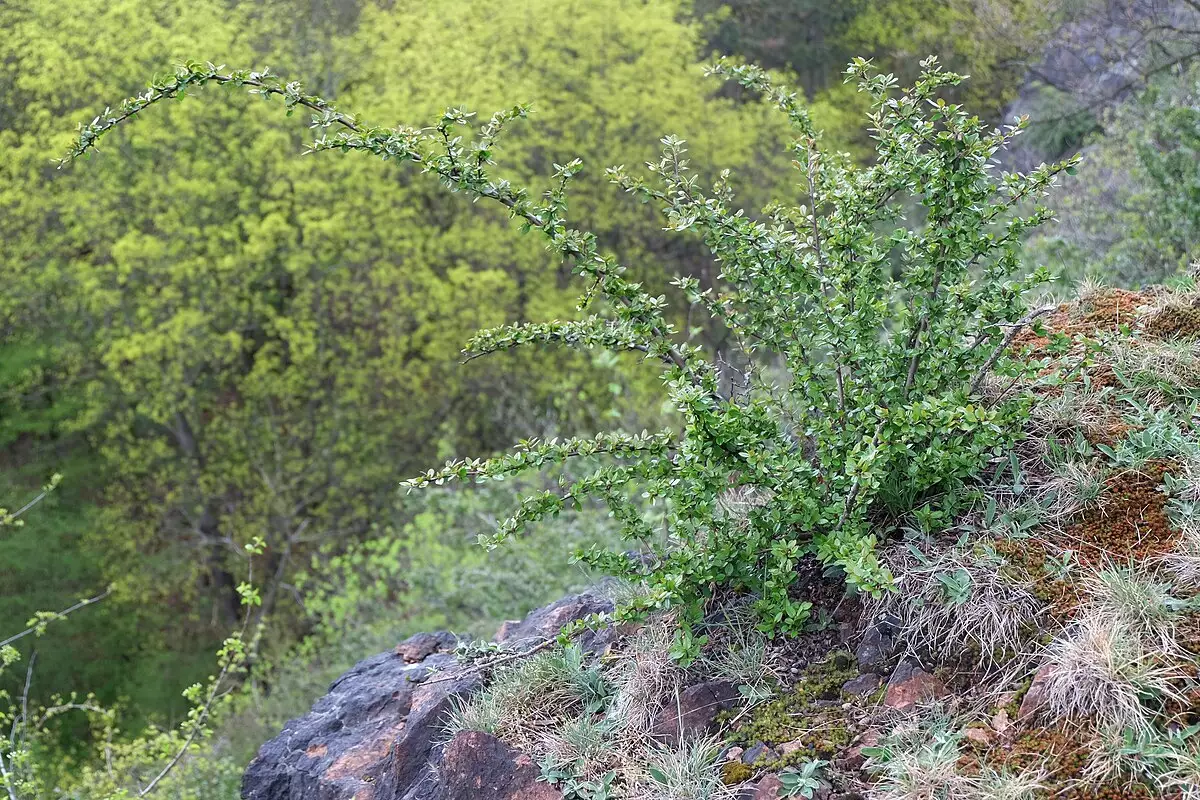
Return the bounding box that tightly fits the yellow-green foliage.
[0,0,786,631]
[812,0,1054,157]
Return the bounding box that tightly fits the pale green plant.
[640,736,731,800]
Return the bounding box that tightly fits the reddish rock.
[839,729,880,772]
[438,731,561,800]
[883,660,948,711]
[650,680,742,747]
[242,649,441,800]
[750,773,830,800]
[752,774,785,800]
[964,726,995,747]
[777,739,805,756]
[394,631,457,663]
[1018,665,1055,723]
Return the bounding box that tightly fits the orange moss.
[1058,461,1178,567]
[1144,296,1200,340]
[993,463,1179,616]
[999,727,1161,800]
[993,537,1083,616]
[1082,418,1133,449]
[1014,289,1152,351]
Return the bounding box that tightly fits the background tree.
[0,0,786,719]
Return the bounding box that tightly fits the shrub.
[64,55,1074,640]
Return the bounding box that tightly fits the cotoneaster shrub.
[64,56,1075,644]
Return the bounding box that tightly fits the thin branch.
[419,636,559,686]
[136,577,257,797]
[17,653,35,749]
[0,588,111,650]
[1,490,51,527]
[970,305,1056,394]
[0,750,18,800]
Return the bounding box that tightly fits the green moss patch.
[722,652,857,760]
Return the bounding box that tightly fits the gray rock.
[241,651,457,800]
[243,591,613,800]
[841,673,881,696]
[854,625,894,674]
[494,590,614,653]
[650,680,742,747]
[741,742,775,765]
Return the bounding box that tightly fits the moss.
[981,726,1160,800]
[1145,298,1200,340]
[720,761,754,786]
[723,653,856,757]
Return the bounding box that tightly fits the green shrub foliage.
[65,56,1074,639]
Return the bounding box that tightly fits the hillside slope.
[241,285,1200,800]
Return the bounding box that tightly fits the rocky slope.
[244,285,1200,800]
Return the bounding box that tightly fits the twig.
[420,637,559,686]
[0,588,111,650]
[136,558,260,796]
[969,305,1056,394]
[17,653,35,750]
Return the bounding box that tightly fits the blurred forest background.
[2,0,1198,793]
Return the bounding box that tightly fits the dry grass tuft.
[1159,519,1200,590]
[608,619,679,746]
[1080,565,1188,654]
[699,601,780,701]
[444,644,611,749]
[866,711,1045,800]
[1036,610,1188,734]
[541,714,619,779]
[629,737,733,800]
[869,544,1046,671]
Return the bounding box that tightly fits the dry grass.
[607,619,679,747]
[866,711,1046,800]
[1036,610,1188,733]
[541,715,619,779]
[699,601,780,702]
[1079,565,1187,654]
[444,644,612,749]
[869,544,1046,671]
[1043,460,1108,521]
[1106,336,1200,398]
[1159,519,1200,590]
[967,764,1046,800]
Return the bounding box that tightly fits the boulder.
[241,652,479,800]
[649,680,741,747]
[243,591,610,800]
[435,731,561,800]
